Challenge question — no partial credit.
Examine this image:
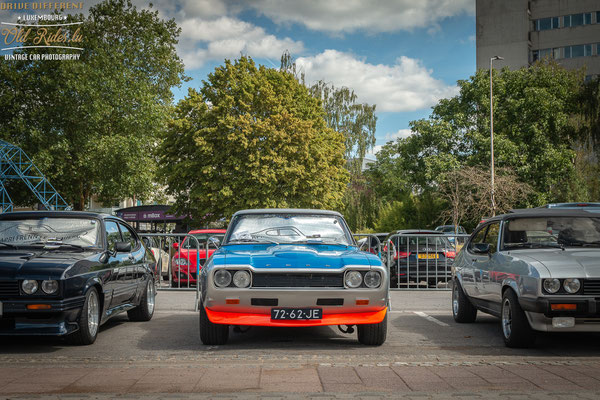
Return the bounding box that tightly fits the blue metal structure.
[0,140,71,212]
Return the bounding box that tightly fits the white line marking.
[413,311,449,327]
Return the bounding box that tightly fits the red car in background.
[171,229,226,287]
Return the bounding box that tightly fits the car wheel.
[199,301,229,345]
[357,313,387,346]
[127,278,156,322]
[68,287,100,345]
[452,279,477,323]
[501,289,535,348]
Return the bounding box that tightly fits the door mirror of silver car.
[471,243,490,254]
[208,236,221,248]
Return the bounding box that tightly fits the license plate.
[271,308,322,320]
[417,253,439,259]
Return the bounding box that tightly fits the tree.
[438,166,532,227]
[159,57,349,224]
[0,0,185,209]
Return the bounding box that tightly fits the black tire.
[501,289,535,348]
[357,313,387,346]
[68,287,100,345]
[199,301,229,345]
[128,278,156,322]
[452,278,477,323]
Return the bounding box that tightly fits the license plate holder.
[271,308,322,320]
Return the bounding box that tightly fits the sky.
[1,0,476,159]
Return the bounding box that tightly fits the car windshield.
[392,234,452,248]
[181,233,224,249]
[503,216,600,248]
[225,213,352,245]
[0,217,100,248]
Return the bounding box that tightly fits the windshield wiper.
[505,242,564,250]
[31,241,85,251]
[227,238,279,245]
[581,241,600,247]
[0,242,18,249]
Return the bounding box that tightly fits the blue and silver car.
[198,209,388,346]
[452,208,600,347]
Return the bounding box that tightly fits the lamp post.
[490,55,503,217]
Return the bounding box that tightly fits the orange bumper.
[205,307,387,327]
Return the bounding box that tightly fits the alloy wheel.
[87,290,99,338]
[502,298,512,339]
[147,280,156,315]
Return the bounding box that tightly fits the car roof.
[540,202,600,208]
[393,229,443,235]
[0,210,115,220]
[232,208,343,217]
[495,208,600,221]
[189,229,227,234]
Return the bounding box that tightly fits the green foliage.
[0,0,185,209]
[372,61,585,223]
[374,193,445,232]
[159,57,349,224]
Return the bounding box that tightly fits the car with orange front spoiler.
[198,209,388,346]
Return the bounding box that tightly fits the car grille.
[0,280,19,297]
[583,279,600,296]
[252,273,344,288]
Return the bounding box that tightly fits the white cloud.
[177,16,304,69]
[247,0,474,33]
[296,50,458,112]
[385,129,414,141]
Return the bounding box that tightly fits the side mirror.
[172,242,179,250]
[471,243,490,254]
[208,236,221,248]
[115,241,132,253]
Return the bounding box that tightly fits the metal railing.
[354,232,470,290]
[140,233,225,311]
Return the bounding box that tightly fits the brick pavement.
[2,361,600,398]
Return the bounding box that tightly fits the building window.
[597,11,600,24]
[585,12,592,24]
[584,44,592,57]
[535,17,559,30]
[564,44,586,58]
[553,47,561,59]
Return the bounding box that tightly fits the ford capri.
[198,209,388,346]
[0,211,157,345]
[452,209,600,347]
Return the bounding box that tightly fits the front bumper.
[519,296,600,332]
[205,307,387,327]
[0,296,84,336]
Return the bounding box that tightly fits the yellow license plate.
[417,254,439,259]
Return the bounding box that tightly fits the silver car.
[452,209,600,347]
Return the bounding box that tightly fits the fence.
[140,232,225,311]
[354,233,470,290]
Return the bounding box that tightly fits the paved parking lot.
[2,290,600,399]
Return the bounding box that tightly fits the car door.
[104,220,128,308]
[118,222,143,304]
[462,225,488,297]
[477,221,501,302]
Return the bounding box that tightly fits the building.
[476,0,600,79]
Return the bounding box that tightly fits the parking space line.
[413,311,449,327]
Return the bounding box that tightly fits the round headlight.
[543,278,561,294]
[41,280,59,294]
[214,269,232,287]
[345,271,363,288]
[364,271,381,288]
[22,279,38,294]
[563,278,581,294]
[233,270,251,288]
[173,258,189,266]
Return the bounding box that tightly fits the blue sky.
[2,0,476,158]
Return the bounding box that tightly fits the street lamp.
[490,55,503,217]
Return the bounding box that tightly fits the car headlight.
[173,258,189,266]
[364,271,381,288]
[233,270,251,288]
[563,278,581,294]
[345,271,363,288]
[543,278,561,294]
[41,280,59,294]
[22,280,38,294]
[214,269,232,287]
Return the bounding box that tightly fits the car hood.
[0,250,97,280]
[214,244,376,269]
[513,249,600,278]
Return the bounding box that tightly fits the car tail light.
[394,251,411,260]
[444,250,456,259]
